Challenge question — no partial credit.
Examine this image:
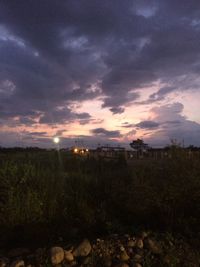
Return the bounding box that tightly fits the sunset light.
[1,1,200,263]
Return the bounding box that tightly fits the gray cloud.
[39,108,92,125]
[147,86,176,102]
[76,112,91,119]
[122,102,200,147]
[145,103,200,146]
[26,131,48,137]
[91,128,121,138]
[121,123,135,128]
[136,120,160,129]
[0,0,200,145]
[121,121,160,129]
[109,107,125,114]
[1,0,200,117]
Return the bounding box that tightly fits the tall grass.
[0,148,200,244]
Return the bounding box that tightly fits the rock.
[120,250,130,261]
[0,258,9,267]
[136,239,143,249]
[64,250,74,262]
[127,240,136,247]
[10,260,25,267]
[8,248,30,258]
[146,239,162,254]
[73,239,92,257]
[50,247,64,265]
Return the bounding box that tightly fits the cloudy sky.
[0,0,200,148]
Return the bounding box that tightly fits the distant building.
[90,146,127,160]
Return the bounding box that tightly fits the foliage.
[0,148,200,244]
[130,138,149,151]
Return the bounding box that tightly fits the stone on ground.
[73,239,92,257]
[50,247,64,265]
[64,250,74,262]
[120,250,130,261]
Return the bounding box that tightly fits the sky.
[0,0,200,148]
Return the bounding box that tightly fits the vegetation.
[129,139,149,151]
[0,147,200,247]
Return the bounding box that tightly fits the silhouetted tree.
[129,139,149,151]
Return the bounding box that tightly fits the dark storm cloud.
[18,116,37,126]
[39,107,91,124]
[76,112,91,119]
[136,120,160,129]
[164,120,181,125]
[25,131,48,137]
[121,121,160,129]
[1,0,200,127]
[146,86,176,103]
[109,107,125,114]
[91,128,121,138]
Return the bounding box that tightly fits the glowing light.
[53,137,60,144]
[86,148,89,152]
[74,148,78,153]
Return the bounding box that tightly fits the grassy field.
[0,148,200,248]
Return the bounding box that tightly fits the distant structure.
[92,146,127,160]
[62,138,200,161]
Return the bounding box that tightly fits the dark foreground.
[1,231,200,267]
[0,148,200,262]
